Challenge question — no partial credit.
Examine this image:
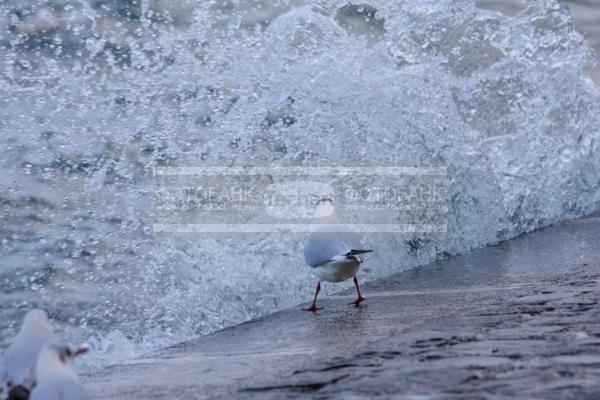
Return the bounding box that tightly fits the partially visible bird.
[1,309,54,400]
[29,343,88,400]
[303,198,373,312]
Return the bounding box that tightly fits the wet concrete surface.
[84,216,600,399]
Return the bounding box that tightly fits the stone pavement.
[85,216,600,399]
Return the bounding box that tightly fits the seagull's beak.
[74,347,89,357]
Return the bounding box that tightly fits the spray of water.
[0,0,599,370]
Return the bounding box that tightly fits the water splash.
[0,0,599,370]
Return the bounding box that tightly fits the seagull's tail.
[345,249,374,256]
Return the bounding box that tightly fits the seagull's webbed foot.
[304,304,322,312]
[349,296,365,307]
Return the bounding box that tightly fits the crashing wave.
[0,0,598,369]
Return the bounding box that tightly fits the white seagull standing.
[304,199,373,312]
[1,309,54,400]
[29,343,88,400]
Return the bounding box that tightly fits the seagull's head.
[36,343,88,380]
[55,344,88,365]
[313,197,335,219]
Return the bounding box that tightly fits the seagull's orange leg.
[351,276,365,306]
[305,281,322,312]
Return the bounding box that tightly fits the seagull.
[1,309,54,400]
[304,198,373,312]
[29,343,88,400]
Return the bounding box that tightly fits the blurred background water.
[1,0,599,371]
[480,0,600,83]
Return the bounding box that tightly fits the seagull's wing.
[304,231,347,267]
[2,334,52,389]
[1,340,34,388]
[304,226,364,267]
[337,229,362,251]
[30,380,56,400]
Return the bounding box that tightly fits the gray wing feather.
[304,227,363,267]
